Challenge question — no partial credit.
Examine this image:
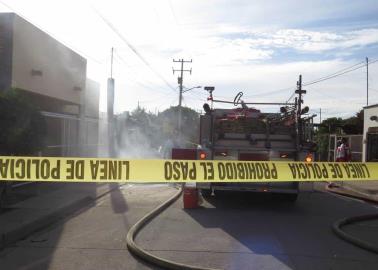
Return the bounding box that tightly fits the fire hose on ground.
[332,213,378,254]
[326,183,378,254]
[126,186,219,270]
[126,184,378,270]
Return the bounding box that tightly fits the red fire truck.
[173,88,316,202]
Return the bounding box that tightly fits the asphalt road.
[0,184,377,270]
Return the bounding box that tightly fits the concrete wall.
[10,14,86,105]
[0,13,102,157]
[0,13,13,91]
[363,105,378,162]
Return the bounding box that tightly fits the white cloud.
[243,28,378,53]
[1,0,378,121]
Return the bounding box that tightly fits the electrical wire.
[304,59,378,87]
[92,7,177,93]
[244,86,295,99]
[113,50,175,96]
[168,0,179,25]
[286,92,296,103]
[304,61,365,85]
[287,59,378,102]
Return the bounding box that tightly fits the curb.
[342,183,378,195]
[325,183,378,204]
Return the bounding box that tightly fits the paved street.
[0,184,377,270]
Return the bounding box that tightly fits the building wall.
[363,105,378,162]
[0,13,13,91]
[11,14,86,105]
[0,13,103,157]
[85,78,100,118]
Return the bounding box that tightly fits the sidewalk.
[325,181,378,203]
[0,182,121,249]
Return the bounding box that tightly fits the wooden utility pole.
[295,75,306,140]
[173,59,192,143]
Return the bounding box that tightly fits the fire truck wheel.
[200,189,212,198]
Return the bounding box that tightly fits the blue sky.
[0,0,377,121]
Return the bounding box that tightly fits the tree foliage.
[0,89,46,155]
[342,110,364,135]
[318,110,363,135]
[115,105,199,158]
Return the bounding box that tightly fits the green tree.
[318,117,343,134]
[0,89,46,205]
[0,89,46,155]
[115,105,200,158]
[157,106,199,146]
[342,110,363,134]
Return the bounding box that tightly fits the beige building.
[0,13,100,157]
[363,104,378,162]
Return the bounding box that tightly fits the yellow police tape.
[0,156,377,183]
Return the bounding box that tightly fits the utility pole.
[295,74,306,146]
[173,59,192,143]
[107,47,115,157]
[366,57,369,106]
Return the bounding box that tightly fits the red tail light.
[305,154,313,162]
[199,152,207,160]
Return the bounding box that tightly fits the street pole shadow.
[109,183,129,214]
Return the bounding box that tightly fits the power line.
[244,86,294,99]
[303,59,378,87]
[303,61,364,85]
[286,92,296,103]
[139,91,174,104]
[304,64,365,86]
[113,50,173,95]
[168,0,179,25]
[92,7,177,93]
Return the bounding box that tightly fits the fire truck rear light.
[305,154,313,162]
[199,152,207,160]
